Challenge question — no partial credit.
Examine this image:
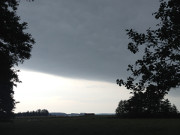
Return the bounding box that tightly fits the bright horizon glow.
[14,70,131,114]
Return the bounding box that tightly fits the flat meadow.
[0,116,180,135]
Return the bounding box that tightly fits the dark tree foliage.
[117,0,180,116]
[0,0,34,120]
[116,98,179,118]
[115,100,128,115]
[16,109,49,117]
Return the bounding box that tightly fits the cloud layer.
[18,0,159,82]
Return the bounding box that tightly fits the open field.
[0,116,180,135]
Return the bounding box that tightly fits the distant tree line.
[16,109,49,117]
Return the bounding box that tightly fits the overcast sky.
[14,0,180,113]
[17,0,161,82]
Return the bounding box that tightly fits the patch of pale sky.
[14,70,130,113]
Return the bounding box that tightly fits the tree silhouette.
[116,98,179,118]
[115,100,128,116]
[0,0,34,120]
[117,0,180,116]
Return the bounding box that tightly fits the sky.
[14,0,180,113]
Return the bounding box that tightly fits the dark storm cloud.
[17,0,160,82]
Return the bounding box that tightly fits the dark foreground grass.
[0,116,180,135]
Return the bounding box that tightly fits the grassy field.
[0,116,180,135]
